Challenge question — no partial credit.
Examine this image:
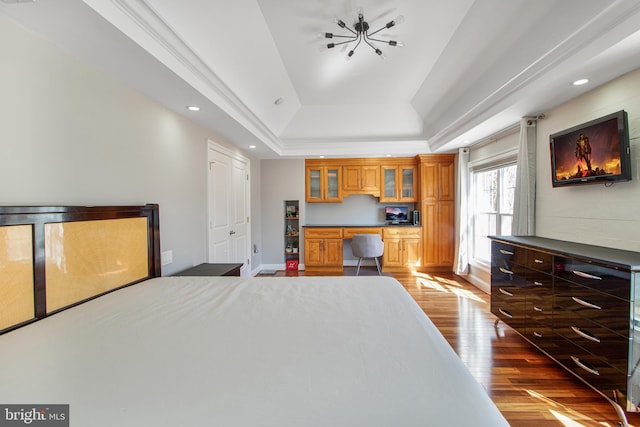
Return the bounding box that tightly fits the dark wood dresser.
[490,235,640,421]
[173,263,242,277]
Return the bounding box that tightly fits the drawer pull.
[499,249,514,255]
[572,270,602,281]
[571,296,602,310]
[534,306,543,312]
[498,288,514,297]
[534,259,544,264]
[571,326,601,343]
[498,267,513,275]
[570,356,600,376]
[533,331,543,338]
[498,308,513,318]
[533,281,543,286]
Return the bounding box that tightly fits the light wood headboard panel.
[45,217,150,312]
[0,225,35,330]
[0,204,161,334]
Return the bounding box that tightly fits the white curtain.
[511,118,537,236]
[454,147,470,275]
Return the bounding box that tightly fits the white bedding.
[0,276,508,426]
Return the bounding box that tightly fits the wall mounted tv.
[385,205,408,224]
[549,110,631,187]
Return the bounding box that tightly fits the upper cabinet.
[305,163,342,203]
[305,157,417,203]
[380,160,417,203]
[342,160,380,197]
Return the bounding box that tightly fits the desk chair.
[351,234,384,276]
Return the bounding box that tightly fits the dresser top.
[489,235,640,271]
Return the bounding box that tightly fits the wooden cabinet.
[305,163,342,203]
[304,228,343,274]
[382,227,421,271]
[489,236,640,416]
[380,162,417,202]
[418,154,455,268]
[305,158,416,202]
[342,164,380,196]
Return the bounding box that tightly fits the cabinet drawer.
[304,228,343,239]
[343,227,382,239]
[554,257,631,300]
[554,278,630,337]
[553,336,627,399]
[553,307,629,371]
[383,227,421,239]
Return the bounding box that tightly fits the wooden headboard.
[0,204,161,334]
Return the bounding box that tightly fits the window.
[471,163,517,263]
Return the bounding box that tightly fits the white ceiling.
[3,0,640,159]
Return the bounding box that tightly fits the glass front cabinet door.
[306,166,342,202]
[380,164,416,202]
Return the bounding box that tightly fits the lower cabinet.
[304,228,343,274]
[490,236,640,415]
[382,227,421,272]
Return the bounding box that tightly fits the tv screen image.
[549,110,631,187]
[385,206,408,223]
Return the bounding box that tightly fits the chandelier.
[323,11,404,58]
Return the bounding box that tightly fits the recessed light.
[572,78,589,86]
[249,145,256,149]
[319,155,325,158]
[186,105,200,111]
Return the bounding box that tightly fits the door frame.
[206,139,251,276]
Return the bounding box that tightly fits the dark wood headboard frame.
[0,204,161,333]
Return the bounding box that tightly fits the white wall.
[0,14,261,275]
[260,159,306,268]
[536,68,640,250]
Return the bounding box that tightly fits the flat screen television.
[549,110,632,187]
[385,205,408,224]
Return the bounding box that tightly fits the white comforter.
[0,276,509,426]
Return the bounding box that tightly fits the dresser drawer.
[553,307,629,372]
[554,278,630,337]
[526,249,553,274]
[304,228,343,239]
[524,323,558,353]
[554,257,631,300]
[553,335,627,400]
[492,291,525,330]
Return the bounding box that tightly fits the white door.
[208,142,250,276]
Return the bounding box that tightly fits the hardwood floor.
[263,267,639,427]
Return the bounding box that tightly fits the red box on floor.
[286,259,299,271]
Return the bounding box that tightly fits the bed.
[0,205,508,426]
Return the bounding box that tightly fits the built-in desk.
[303,225,422,274]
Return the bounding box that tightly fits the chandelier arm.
[331,39,358,48]
[340,23,358,37]
[331,34,358,40]
[367,26,388,37]
[362,36,382,54]
[368,37,394,45]
[350,35,363,52]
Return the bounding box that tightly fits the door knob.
[229,230,236,235]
